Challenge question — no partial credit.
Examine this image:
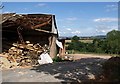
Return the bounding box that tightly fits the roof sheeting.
[2,13,58,35]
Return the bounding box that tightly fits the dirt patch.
[66,54,111,60]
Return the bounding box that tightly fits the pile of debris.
[102,57,120,81]
[0,41,49,69]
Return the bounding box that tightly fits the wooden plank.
[35,29,51,33]
[0,54,8,58]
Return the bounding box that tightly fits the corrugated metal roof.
[2,13,58,35]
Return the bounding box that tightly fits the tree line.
[66,30,120,55]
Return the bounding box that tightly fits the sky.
[2,2,118,37]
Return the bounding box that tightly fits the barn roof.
[1,13,58,35]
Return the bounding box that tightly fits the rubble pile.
[0,41,49,69]
[102,57,120,81]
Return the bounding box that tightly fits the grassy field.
[65,39,93,43]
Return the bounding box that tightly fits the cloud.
[96,29,106,33]
[94,18,118,22]
[58,31,67,34]
[58,29,81,36]
[71,30,81,34]
[35,3,46,7]
[106,4,117,8]
[66,17,77,21]
[95,25,118,34]
[3,11,11,13]
[66,28,72,31]
[3,11,15,13]
[105,4,118,12]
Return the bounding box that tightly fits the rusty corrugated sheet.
[2,13,58,52]
[2,13,56,33]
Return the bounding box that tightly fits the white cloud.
[106,4,117,8]
[71,30,81,34]
[61,26,67,28]
[66,28,72,31]
[66,17,77,21]
[96,25,118,34]
[105,4,118,12]
[94,18,118,22]
[35,3,46,7]
[3,11,11,13]
[3,11,15,13]
[96,29,106,33]
[58,31,67,36]
[58,31,66,34]
[58,29,81,36]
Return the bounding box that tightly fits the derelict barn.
[2,13,58,59]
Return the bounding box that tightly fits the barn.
[1,13,59,58]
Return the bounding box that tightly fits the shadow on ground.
[31,58,107,83]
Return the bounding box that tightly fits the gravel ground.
[1,54,111,83]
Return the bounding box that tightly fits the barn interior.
[2,13,58,52]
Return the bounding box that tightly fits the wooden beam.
[35,29,51,33]
[0,54,8,58]
[32,19,51,29]
[49,35,57,58]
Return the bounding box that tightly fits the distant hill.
[91,35,106,39]
[59,35,106,40]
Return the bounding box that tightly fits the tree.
[67,36,81,51]
[106,30,120,54]
[67,30,120,55]
[71,35,79,42]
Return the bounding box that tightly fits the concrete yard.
[1,54,111,83]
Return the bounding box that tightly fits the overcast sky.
[2,2,118,37]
